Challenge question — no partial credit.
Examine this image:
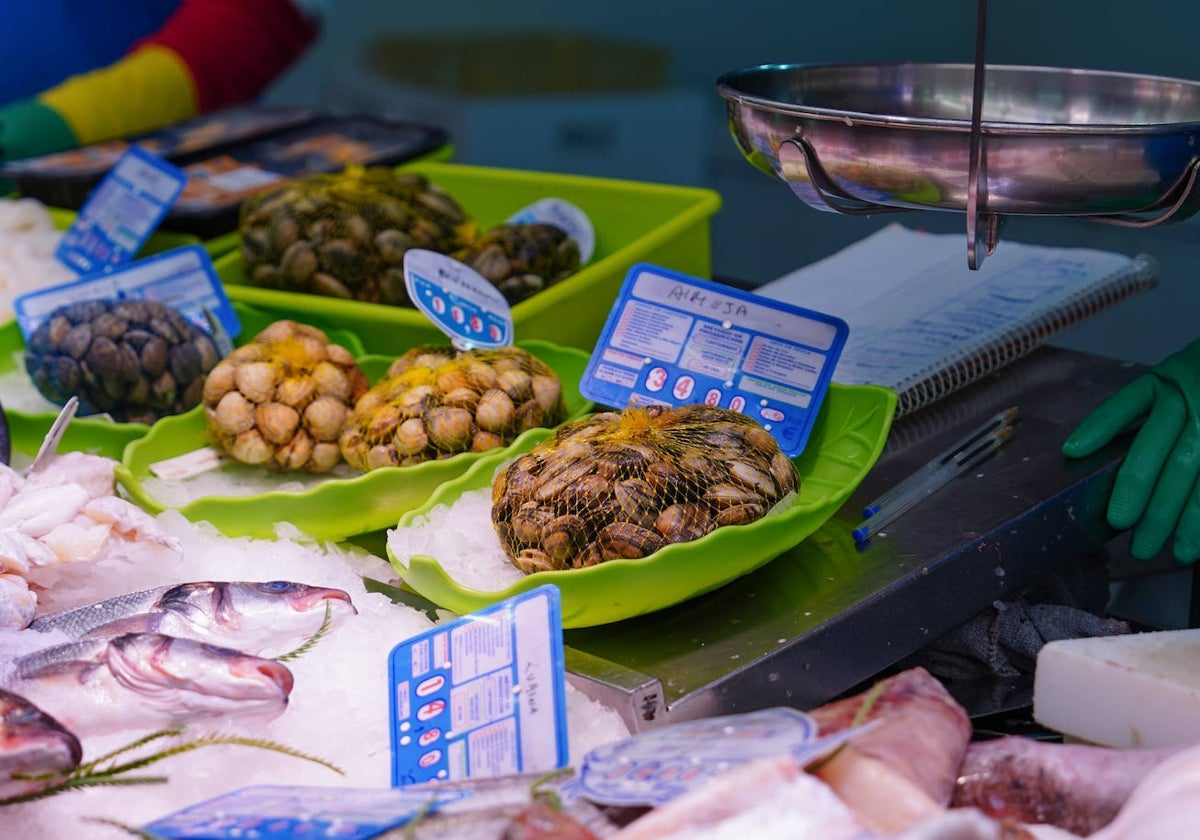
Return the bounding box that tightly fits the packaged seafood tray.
[213,161,722,355]
[0,105,320,207]
[2,108,452,240]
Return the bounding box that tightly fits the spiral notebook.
[757,224,1159,417]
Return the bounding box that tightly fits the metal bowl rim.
[716,60,1200,134]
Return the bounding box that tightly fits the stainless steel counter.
[563,347,1145,732]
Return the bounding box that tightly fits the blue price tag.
[571,708,818,807]
[14,245,241,349]
[580,263,849,457]
[55,145,187,275]
[388,585,569,787]
[142,784,473,839]
[403,249,512,349]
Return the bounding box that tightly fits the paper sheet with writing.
[755,224,1148,399]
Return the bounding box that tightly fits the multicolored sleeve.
[0,0,319,162]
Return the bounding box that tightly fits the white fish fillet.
[0,484,90,537]
[809,668,972,834]
[1089,740,1200,839]
[26,451,117,499]
[611,754,871,840]
[894,808,1081,839]
[0,574,36,630]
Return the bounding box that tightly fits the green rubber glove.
[1063,338,1200,563]
[0,97,77,164]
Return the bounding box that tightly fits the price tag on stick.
[55,145,187,275]
[580,263,849,457]
[388,585,570,787]
[403,249,513,350]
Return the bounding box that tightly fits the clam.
[541,515,587,565]
[655,503,714,542]
[476,389,516,433]
[393,417,429,456]
[424,406,474,452]
[597,522,665,560]
[255,402,301,446]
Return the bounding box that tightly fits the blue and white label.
[388,585,569,788]
[403,249,513,350]
[142,784,473,840]
[572,707,843,808]
[55,145,187,275]
[507,198,595,264]
[580,263,849,457]
[15,245,241,350]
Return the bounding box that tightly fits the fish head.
[155,582,227,633]
[242,580,357,617]
[104,633,294,723]
[0,688,81,796]
[155,581,357,653]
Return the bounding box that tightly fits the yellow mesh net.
[491,403,800,573]
[339,345,567,471]
[239,166,475,306]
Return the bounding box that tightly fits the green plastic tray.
[213,161,721,356]
[0,302,366,461]
[115,340,594,541]
[388,383,897,628]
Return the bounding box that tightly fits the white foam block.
[1033,629,1200,749]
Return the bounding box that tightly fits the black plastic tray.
[164,113,450,238]
[3,108,451,240]
[0,105,319,207]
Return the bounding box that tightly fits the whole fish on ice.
[0,687,81,800]
[29,580,357,656]
[9,632,294,737]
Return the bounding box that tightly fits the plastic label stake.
[14,244,241,349]
[403,248,513,350]
[142,784,473,839]
[55,145,187,275]
[580,263,849,457]
[388,585,570,787]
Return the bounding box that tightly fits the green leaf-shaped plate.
[114,340,594,541]
[389,382,897,628]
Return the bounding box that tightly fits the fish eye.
[201,642,238,656]
[258,581,296,592]
[6,706,41,726]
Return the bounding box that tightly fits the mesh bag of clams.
[491,403,800,574]
[24,298,221,425]
[452,222,581,306]
[239,165,474,306]
[339,345,568,472]
[202,320,369,473]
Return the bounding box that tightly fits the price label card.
[571,707,840,808]
[14,244,241,349]
[388,585,569,787]
[403,249,513,350]
[580,263,849,457]
[142,784,473,840]
[507,197,595,264]
[55,145,187,275]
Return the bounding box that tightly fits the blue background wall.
[266,1,1200,365]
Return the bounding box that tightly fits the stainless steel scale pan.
[717,60,1200,266]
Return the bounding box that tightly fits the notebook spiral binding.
[893,253,1160,418]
